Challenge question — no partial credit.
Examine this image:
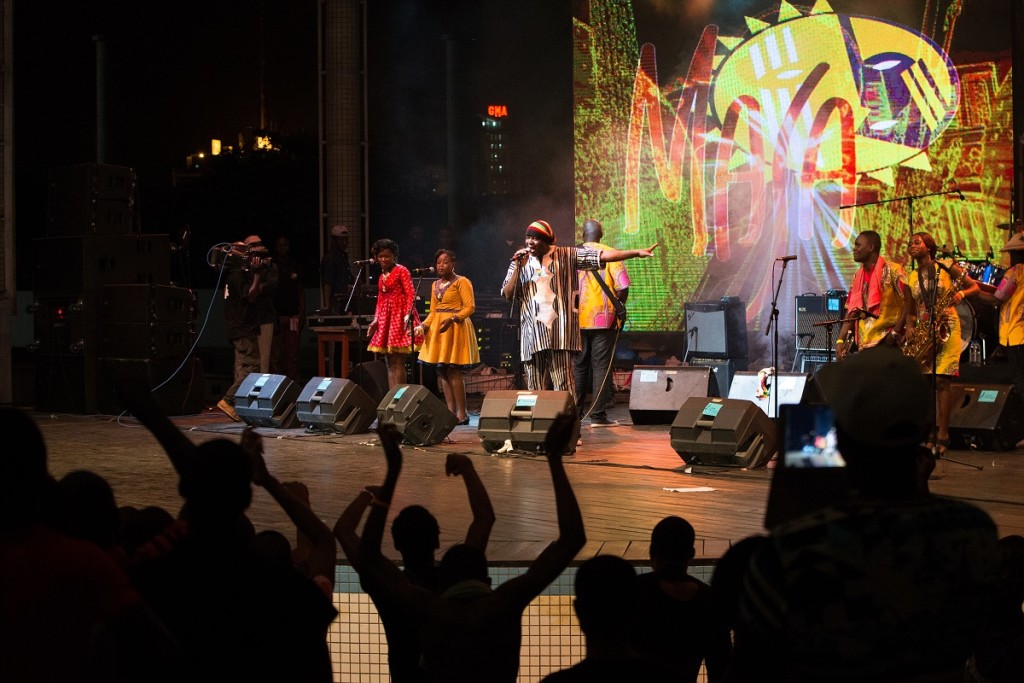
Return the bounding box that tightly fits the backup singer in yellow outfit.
[415,249,480,424]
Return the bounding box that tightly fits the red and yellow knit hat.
[526,220,556,244]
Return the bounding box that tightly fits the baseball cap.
[331,225,349,237]
[815,346,930,448]
[1000,233,1024,252]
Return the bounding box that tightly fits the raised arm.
[334,488,373,572]
[598,243,659,263]
[115,374,198,480]
[241,428,336,592]
[446,453,496,551]
[495,412,586,606]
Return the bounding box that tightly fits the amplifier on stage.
[794,291,847,352]
[683,297,747,360]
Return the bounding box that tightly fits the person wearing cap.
[732,345,1000,683]
[835,230,908,359]
[501,219,657,398]
[970,232,1024,423]
[320,224,354,313]
[216,236,270,421]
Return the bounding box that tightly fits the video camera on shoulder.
[213,241,272,272]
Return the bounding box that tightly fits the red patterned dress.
[368,264,420,354]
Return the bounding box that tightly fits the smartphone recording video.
[781,403,846,468]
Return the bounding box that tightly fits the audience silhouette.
[965,534,1024,682]
[0,407,181,682]
[732,347,1001,682]
[117,379,338,682]
[335,450,495,682]
[541,554,676,681]
[630,515,732,682]
[353,414,585,682]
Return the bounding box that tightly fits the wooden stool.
[315,327,350,378]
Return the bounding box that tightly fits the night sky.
[13,0,573,290]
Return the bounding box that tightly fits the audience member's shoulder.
[541,657,677,682]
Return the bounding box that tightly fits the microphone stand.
[408,272,429,386]
[764,258,793,420]
[344,265,368,369]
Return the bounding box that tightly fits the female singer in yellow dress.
[413,249,480,425]
[905,232,979,459]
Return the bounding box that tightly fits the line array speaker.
[477,390,579,454]
[377,384,456,446]
[296,377,376,434]
[669,397,778,468]
[234,373,299,428]
[628,365,718,425]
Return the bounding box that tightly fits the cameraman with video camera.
[216,235,271,421]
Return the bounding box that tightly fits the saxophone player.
[904,232,981,461]
[835,231,908,360]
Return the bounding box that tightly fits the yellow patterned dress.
[908,260,961,376]
[417,276,480,367]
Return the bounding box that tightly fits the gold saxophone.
[902,263,967,369]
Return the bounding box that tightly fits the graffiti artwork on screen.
[574,0,1012,367]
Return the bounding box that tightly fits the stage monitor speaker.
[727,371,821,418]
[629,365,719,425]
[683,297,748,358]
[348,360,389,406]
[234,373,299,428]
[949,384,1024,451]
[377,384,457,446]
[477,390,579,454]
[670,397,778,468]
[296,377,377,434]
[686,358,738,396]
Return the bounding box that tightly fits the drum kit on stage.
[951,219,1022,353]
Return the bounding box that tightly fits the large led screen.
[573,0,1014,365]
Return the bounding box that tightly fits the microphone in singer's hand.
[775,255,798,262]
[411,266,435,275]
[353,258,375,266]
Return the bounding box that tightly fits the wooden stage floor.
[32,402,1024,564]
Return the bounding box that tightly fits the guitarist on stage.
[574,219,630,427]
[836,230,909,360]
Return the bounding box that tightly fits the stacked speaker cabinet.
[296,377,377,434]
[628,366,719,425]
[46,163,137,237]
[478,390,579,454]
[234,373,300,428]
[377,384,457,446]
[32,227,175,413]
[948,384,1024,451]
[669,397,778,468]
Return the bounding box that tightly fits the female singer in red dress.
[366,238,420,388]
